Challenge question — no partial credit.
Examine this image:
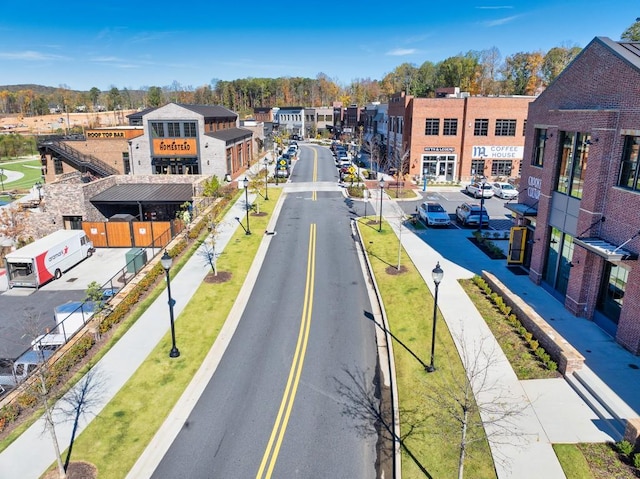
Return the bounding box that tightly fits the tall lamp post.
[378,178,385,232]
[426,261,444,372]
[0,168,4,192]
[264,158,269,201]
[35,181,43,202]
[160,251,180,358]
[243,177,251,235]
[477,176,487,233]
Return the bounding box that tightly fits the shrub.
[529,339,539,351]
[633,452,640,469]
[617,440,635,456]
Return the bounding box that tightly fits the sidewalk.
[0,178,260,478]
[373,187,640,478]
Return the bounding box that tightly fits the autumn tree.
[502,51,545,95]
[436,54,480,93]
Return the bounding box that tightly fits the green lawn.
[0,156,43,194]
[359,219,496,479]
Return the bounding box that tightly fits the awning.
[574,237,638,261]
[505,203,538,216]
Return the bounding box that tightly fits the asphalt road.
[151,144,379,477]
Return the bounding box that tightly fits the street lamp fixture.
[35,181,43,202]
[378,178,385,232]
[426,261,444,372]
[478,176,487,233]
[160,251,180,358]
[243,177,251,235]
[264,158,269,201]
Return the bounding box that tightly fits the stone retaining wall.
[482,271,585,374]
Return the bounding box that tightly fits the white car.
[417,202,451,227]
[465,181,494,199]
[492,182,518,200]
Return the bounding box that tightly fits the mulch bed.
[385,265,408,275]
[203,271,232,284]
[42,461,97,479]
[467,237,506,260]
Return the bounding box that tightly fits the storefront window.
[597,263,628,324]
[555,131,590,199]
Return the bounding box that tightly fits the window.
[167,122,180,137]
[151,122,165,138]
[474,119,488,136]
[443,119,458,136]
[122,152,131,174]
[618,136,640,191]
[425,118,439,135]
[491,160,513,176]
[556,131,590,199]
[54,158,63,174]
[184,122,197,137]
[597,263,629,323]
[532,128,547,168]
[470,160,485,177]
[495,119,516,136]
[522,119,527,136]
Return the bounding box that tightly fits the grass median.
[49,190,281,478]
[359,219,496,479]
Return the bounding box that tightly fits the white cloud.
[386,48,417,56]
[484,15,521,27]
[0,50,67,61]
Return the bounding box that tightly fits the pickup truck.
[0,350,54,387]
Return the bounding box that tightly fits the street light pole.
[378,178,385,232]
[478,176,487,233]
[426,261,444,372]
[35,181,42,202]
[264,158,269,201]
[160,251,180,358]
[243,177,251,235]
[0,168,4,192]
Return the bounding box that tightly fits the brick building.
[509,37,640,353]
[392,91,534,182]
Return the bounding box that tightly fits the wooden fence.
[82,220,183,248]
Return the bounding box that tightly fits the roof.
[505,202,538,217]
[127,103,237,121]
[205,127,253,143]
[596,37,640,71]
[574,237,638,261]
[90,183,194,204]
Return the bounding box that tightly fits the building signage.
[424,147,455,152]
[472,146,524,159]
[527,176,541,199]
[86,130,126,139]
[152,138,198,157]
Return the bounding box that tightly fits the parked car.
[455,202,490,227]
[465,182,494,199]
[275,167,290,178]
[417,202,451,227]
[492,181,518,200]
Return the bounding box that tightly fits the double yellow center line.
[256,223,317,478]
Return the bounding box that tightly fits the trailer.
[32,301,98,351]
[4,230,94,288]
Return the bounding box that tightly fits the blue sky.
[0,1,635,92]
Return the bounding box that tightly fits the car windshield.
[427,204,445,212]
[470,206,488,213]
[502,184,515,190]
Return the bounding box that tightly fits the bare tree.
[199,219,221,276]
[428,331,528,479]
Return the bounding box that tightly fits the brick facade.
[517,37,640,353]
[404,95,533,183]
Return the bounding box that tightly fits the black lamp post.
[378,178,385,232]
[160,251,180,358]
[35,181,42,202]
[264,158,269,201]
[478,176,487,233]
[426,261,444,372]
[243,177,251,235]
[0,168,4,192]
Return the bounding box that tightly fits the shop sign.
[472,145,524,159]
[527,176,541,199]
[152,138,198,156]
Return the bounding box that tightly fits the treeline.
[0,45,587,119]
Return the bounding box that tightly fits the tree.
[107,87,121,111]
[88,87,100,107]
[426,332,528,479]
[621,18,640,41]
[541,46,582,85]
[436,54,480,92]
[146,86,163,107]
[478,47,503,95]
[501,51,544,95]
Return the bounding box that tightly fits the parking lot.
[396,186,517,232]
[0,247,157,359]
